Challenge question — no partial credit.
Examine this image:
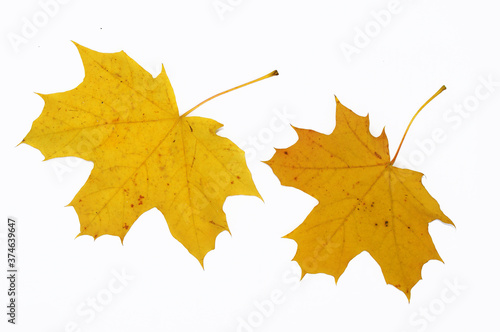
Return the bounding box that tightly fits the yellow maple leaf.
[22,42,277,265]
[265,88,454,299]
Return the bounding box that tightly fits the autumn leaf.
[265,88,454,299]
[22,42,277,265]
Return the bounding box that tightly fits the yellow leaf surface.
[22,42,266,264]
[265,96,454,299]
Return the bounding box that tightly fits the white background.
[1,0,499,331]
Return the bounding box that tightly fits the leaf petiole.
[390,85,447,165]
[181,70,279,118]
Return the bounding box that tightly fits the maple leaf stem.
[181,70,279,117]
[390,85,447,165]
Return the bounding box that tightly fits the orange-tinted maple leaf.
[266,92,454,299]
